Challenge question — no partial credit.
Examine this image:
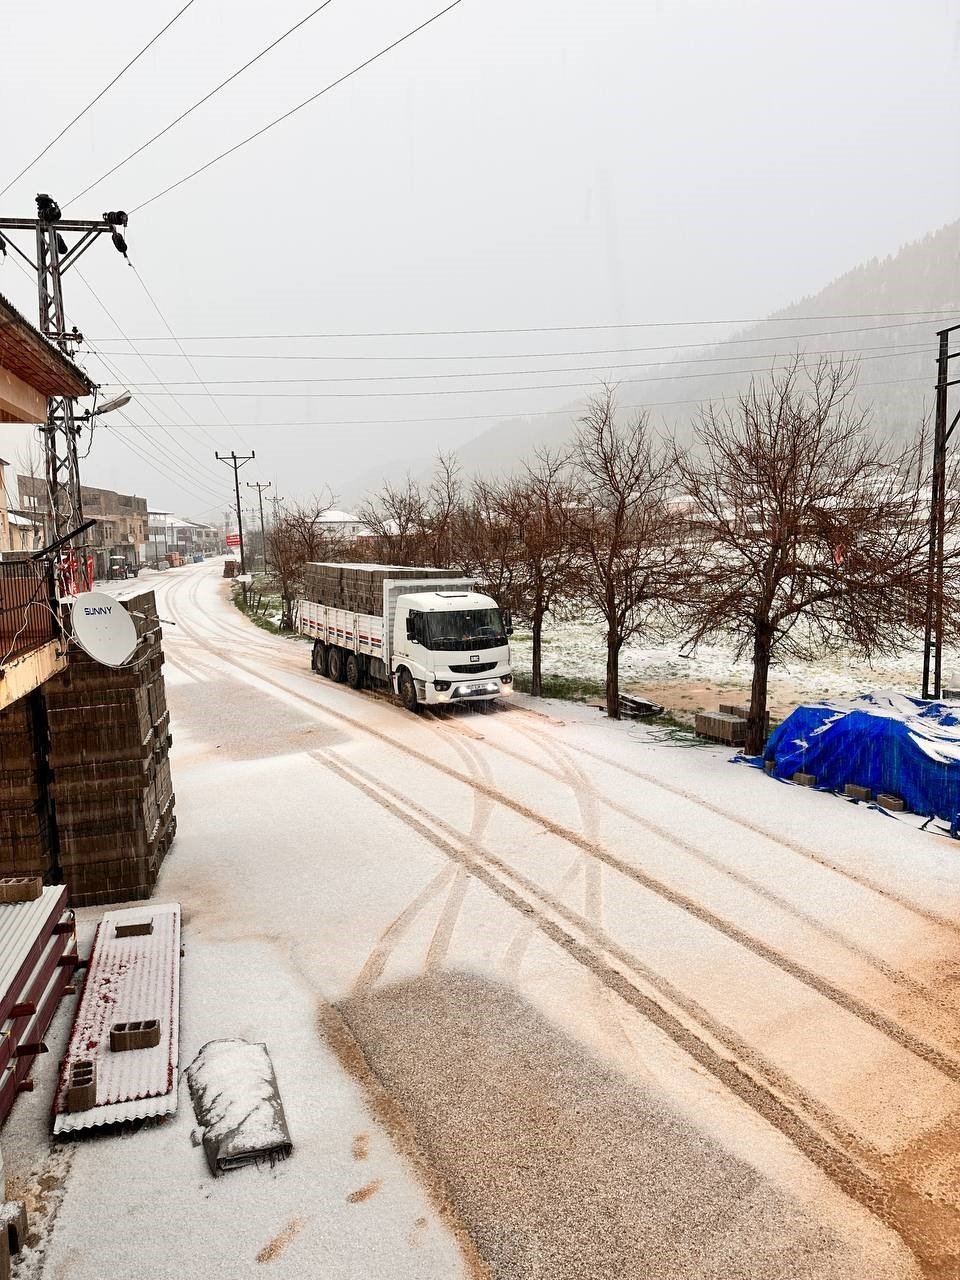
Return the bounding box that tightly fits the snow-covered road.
[26,561,960,1278]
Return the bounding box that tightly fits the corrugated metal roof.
[0,887,68,1024]
[53,902,180,1135]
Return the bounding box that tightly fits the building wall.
[18,475,148,576]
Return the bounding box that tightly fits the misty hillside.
[345,220,960,502]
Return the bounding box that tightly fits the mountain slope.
[344,220,960,501]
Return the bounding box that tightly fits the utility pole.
[246,481,271,574]
[0,195,130,590]
[921,323,960,700]
[216,450,255,600]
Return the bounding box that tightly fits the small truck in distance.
[299,562,514,710]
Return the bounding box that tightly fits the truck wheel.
[311,641,327,676]
[327,646,346,683]
[345,653,363,690]
[398,668,419,713]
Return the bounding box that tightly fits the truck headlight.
[500,673,513,684]
[434,680,451,691]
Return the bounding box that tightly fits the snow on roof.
[317,508,362,523]
[53,902,181,1135]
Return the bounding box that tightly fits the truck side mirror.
[503,610,513,636]
[406,615,417,642]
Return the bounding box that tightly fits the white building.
[315,509,371,539]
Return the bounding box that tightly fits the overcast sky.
[1,0,958,521]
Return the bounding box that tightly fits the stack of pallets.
[0,696,53,884]
[301,562,460,612]
[43,592,176,907]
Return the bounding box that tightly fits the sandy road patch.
[337,973,913,1280]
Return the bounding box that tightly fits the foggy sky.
[1,0,958,521]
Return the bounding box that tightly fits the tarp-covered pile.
[764,692,960,821]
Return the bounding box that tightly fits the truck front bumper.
[425,678,513,705]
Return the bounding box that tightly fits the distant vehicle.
[109,556,137,580]
[299,562,513,710]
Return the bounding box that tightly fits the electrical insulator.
[36,193,61,223]
[111,231,128,257]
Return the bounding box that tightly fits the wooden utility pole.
[216,450,255,600]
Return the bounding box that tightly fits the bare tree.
[423,453,463,567]
[503,452,579,697]
[678,358,945,755]
[573,388,681,718]
[358,476,426,565]
[268,494,339,629]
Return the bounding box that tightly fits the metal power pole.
[0,195,129,589]
[216,450,255,599]
[921,322,960,700]
[246,481,271,573]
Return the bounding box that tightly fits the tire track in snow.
[437,713,960,1050]
[445,716,960,1024]
[305,743,960,1279]
[535,726,960,939]
[166,579,960,1091]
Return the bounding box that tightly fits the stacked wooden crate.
[44,592,176,907]
[0,696,52,883]
[301,562,459,612]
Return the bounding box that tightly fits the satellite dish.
[71,592,139,667]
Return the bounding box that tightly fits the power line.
[66,0,338,206]
[86,309,960,341]
[109,346,936,399]
[74,267,228,460]
[130,0,466,213]
[0,0,198,200]
[103,421,234,506]
[128,261,251,447]
[106,369,936,432]
[108,341,932,388]
[80,329,233,489]
[86,329,949,363]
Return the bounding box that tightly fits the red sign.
[225,534,241,548]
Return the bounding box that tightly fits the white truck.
[298,562,514,710]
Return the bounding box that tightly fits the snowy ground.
[9,561,960,1277]
[509,618,955,719]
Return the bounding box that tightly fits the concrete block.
[110,1019,161,1052]
[876,793,906,812]
[695,712,747,745]
[0,877,42,904]
[115,918,153,938]
[844,783,871,802]
[793,772,816,787]
[65,1060,96,1112]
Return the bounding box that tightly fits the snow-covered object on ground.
[185,1038,292,1176]
[52,903,181,1135]
[764,691,960,818]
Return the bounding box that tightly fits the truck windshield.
[422,608,507,651]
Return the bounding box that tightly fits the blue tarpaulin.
[763,692,960,820]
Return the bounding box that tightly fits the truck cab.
[392,590,513,707]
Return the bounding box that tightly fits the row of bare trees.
[268,358,956,755]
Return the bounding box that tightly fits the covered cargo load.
[763,691,960,820]
[301,563,456,615]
